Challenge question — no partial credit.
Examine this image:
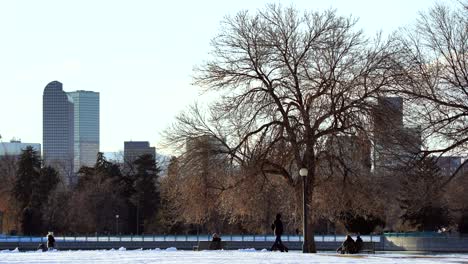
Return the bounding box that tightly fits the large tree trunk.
[305,177,317,253]
[305,215,316,253]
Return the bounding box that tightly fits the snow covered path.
[1,248,468,264]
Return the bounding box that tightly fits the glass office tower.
[68,90,100,171]
[43,81,74,184]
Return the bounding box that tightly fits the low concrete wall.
[382,236,468,252]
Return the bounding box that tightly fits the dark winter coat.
[47,234,55,249]
[37,243,47,252]
[271,219,284,236]
[342,236,356,254]
[355,236,363,252]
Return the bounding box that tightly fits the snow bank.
[238,248,256,252]
[165,247,177,251]
[0,250,467,264]
[118,247,126,251]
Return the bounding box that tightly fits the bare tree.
[394,2,468,187]
[165,4,397,252]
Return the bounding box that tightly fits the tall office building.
[124,141,156,164]
[373,97,421,174]
[436,156,468,177]
[326,134,372,176]
[68,91,100,171]
[43,81,74,184]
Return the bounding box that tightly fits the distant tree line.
[0,149,161,236]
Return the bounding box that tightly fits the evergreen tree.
[339,211,385,235]
[32,166,60,209]
[13,146,41,210]
[399,157,451,231]
[131,154,160,234]
[72,152,127,234]
[13,147,60,235]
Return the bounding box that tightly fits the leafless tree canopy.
[394,2,468,185]
[165,4,399,252]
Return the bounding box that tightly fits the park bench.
[193,241,227,251]
[359,242,376,253]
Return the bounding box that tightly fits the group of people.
[39,217,362,253]
[336,235,363,254]
[269,213,365,254]
[37,232,55,252]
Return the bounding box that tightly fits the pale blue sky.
[0,0,453,155]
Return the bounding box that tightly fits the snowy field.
[1,248,468,264]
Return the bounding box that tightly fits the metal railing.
[0,234,381,243]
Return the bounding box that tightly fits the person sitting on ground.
[37,243,47,252]
[336,235,356,254]
[212,233,221,242]
[355,235,363,253]
[47,231,55,251]
[209,233,222,250]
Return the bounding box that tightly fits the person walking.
[270,213,288,252]
[47,232,55,251]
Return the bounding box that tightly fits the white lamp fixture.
[299,168,308,177]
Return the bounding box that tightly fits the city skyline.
[0,0,451,155]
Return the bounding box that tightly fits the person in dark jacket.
[270,213,288,252]
[47,232,55,250]
[337,235,356,254]
[37,243,47,252]
[211,233,221,242]
[355,235,363,253]
[209,233,222,250]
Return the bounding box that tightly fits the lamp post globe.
[299,168,308,177]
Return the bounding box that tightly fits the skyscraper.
[373,97,421,174]
[124,141,156,164]
[43,81,74,184]
[68,90,100,171]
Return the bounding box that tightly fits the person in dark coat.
[37,243,47,252]
[47,232,55,250]
[355,235,363,253]
[270,213,288,252]
[337,235,356,254]
[209,233,222,250]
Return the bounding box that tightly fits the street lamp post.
[299,167,309,253]
[115,215,119,235]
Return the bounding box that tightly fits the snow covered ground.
[1,248,467,264]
